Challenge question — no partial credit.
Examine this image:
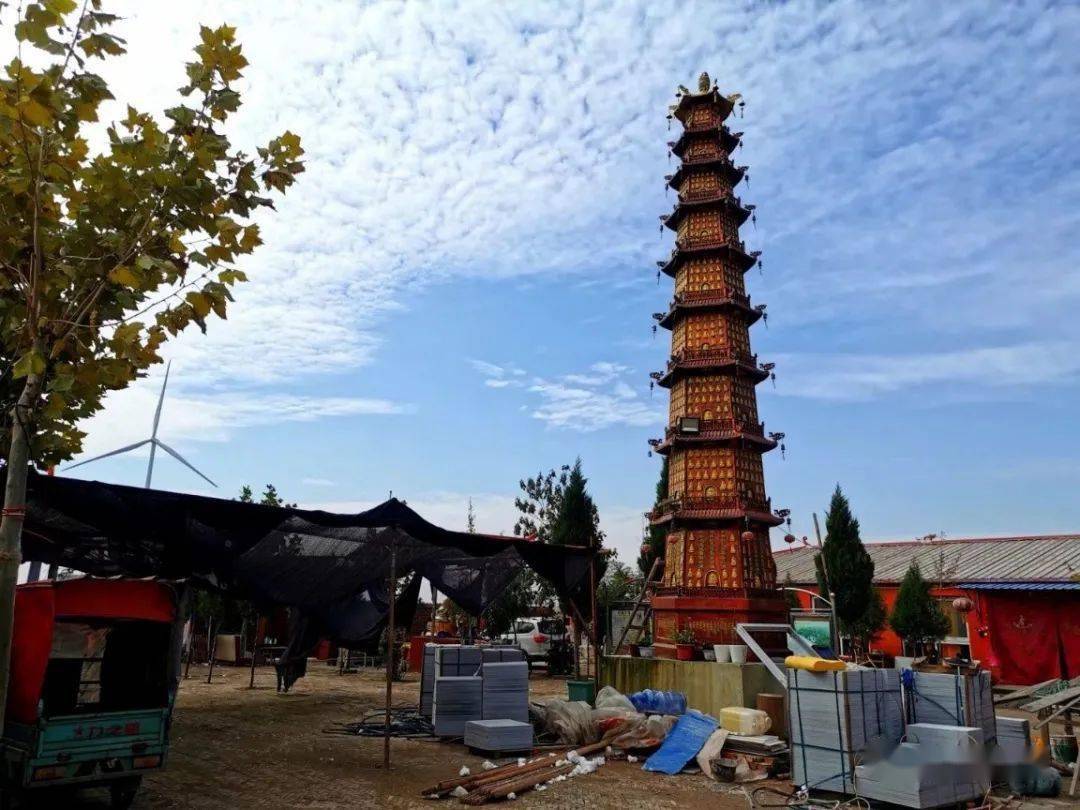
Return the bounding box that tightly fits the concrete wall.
[600,655,779,717]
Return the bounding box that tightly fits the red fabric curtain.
[985,593,1069,685]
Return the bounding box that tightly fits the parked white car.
[500,617,566,664]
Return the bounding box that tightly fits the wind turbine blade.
[153,439,217,488]
[151,360,172,439]
[63,439,153,471]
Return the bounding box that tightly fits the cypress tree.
[550,458,603,548]
[637,456,669,576]
[816,485,877,631]
[890,561,950,655]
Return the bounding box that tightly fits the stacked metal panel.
[464,719,533,753]
[433,675,483,737]
[482,646,528,664]
[854,724,989,808]
[993,716,1030,765]
[481,661,529,723]
[906,671,996,746]
[421,645,485,718]
[787,667,904,793]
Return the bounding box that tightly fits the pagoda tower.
[647,73,787,657]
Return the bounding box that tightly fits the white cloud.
[301,477,337,487]
[70,377,410,460]
[775,341,1080,402]
[3,0,1074,440]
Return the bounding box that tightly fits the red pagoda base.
[651,590,787,659]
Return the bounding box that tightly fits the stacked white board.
[854,724,989,808]
[433,675,483,737]
[993,716,1030,765]
[464,719,533,753]
[481,661,529,723]
[420,645,487,718]
[787,668,904,793]
[905,670,996,747]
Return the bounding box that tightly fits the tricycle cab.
[1,578,184,807]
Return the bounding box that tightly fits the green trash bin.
[567,679,596,705]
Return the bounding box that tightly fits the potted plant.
[673,627,697,661]
[637,632,654,658]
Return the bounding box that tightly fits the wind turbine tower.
[65,361,217,488]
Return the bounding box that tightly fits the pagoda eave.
[669,125,741,158]
[660,241,759,277]
[664,194,752,232]
[666,159,746,191]
[657,290,759,329]
[656,354,769,388]
[649,503,783,528]
[650,427,777,455]
[671,88,735,123]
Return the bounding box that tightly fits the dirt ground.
[124,662,766,809]
[38,663,1077,809]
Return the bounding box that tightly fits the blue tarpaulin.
[642,710,719,774]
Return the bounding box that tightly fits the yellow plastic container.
[719,706,771,735]
[784,655,845,672]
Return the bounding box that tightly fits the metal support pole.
[205,617,218,684]
[812,512,842,657]
[248,619,260,689]
[589,556,600,687]
[384,535,397,769]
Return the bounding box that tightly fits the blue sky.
[19,0,1080,566]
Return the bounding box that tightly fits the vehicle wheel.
[109,777,142,809]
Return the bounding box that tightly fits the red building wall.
[791,585,1080,686]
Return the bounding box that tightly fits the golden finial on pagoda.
[698,72,711,92]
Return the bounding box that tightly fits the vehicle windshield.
[538,619,564,635]
[42,619,172,717]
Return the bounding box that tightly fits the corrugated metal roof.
[956,581,1080,591]
[773,534,1080,586]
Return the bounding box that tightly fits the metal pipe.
[812,512,841,657]
[384,534,397,769]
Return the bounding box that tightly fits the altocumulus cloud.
[6,0,1076,445]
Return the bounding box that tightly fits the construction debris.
[420,742,608,803]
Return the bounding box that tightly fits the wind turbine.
[64,361,217,489]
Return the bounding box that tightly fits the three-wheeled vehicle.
[0,577,185,808]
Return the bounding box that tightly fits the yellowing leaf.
[12,350,46,379]
[186,292,211,318]
[108,265,139,288]
[19,98,52,127]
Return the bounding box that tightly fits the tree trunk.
[0,372,42,729]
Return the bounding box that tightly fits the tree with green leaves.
[513,464,571,542]
[0,3,302,724]
[597,558,637,613]
[238,483,295,508]
[814,486,880,652]
[637,456,668,576]
[550,458,604,549]
[890,561,949,656]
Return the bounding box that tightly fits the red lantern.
[741,531,755,543]
[783,533,797,544]
[952,596,974,614]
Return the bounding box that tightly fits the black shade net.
[17,472,596,652]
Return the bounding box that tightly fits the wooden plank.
[994,678,1061,706]
[1021,684,1080,714]
[1031,693,1080,731]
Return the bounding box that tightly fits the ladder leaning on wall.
[613,557,664,654]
